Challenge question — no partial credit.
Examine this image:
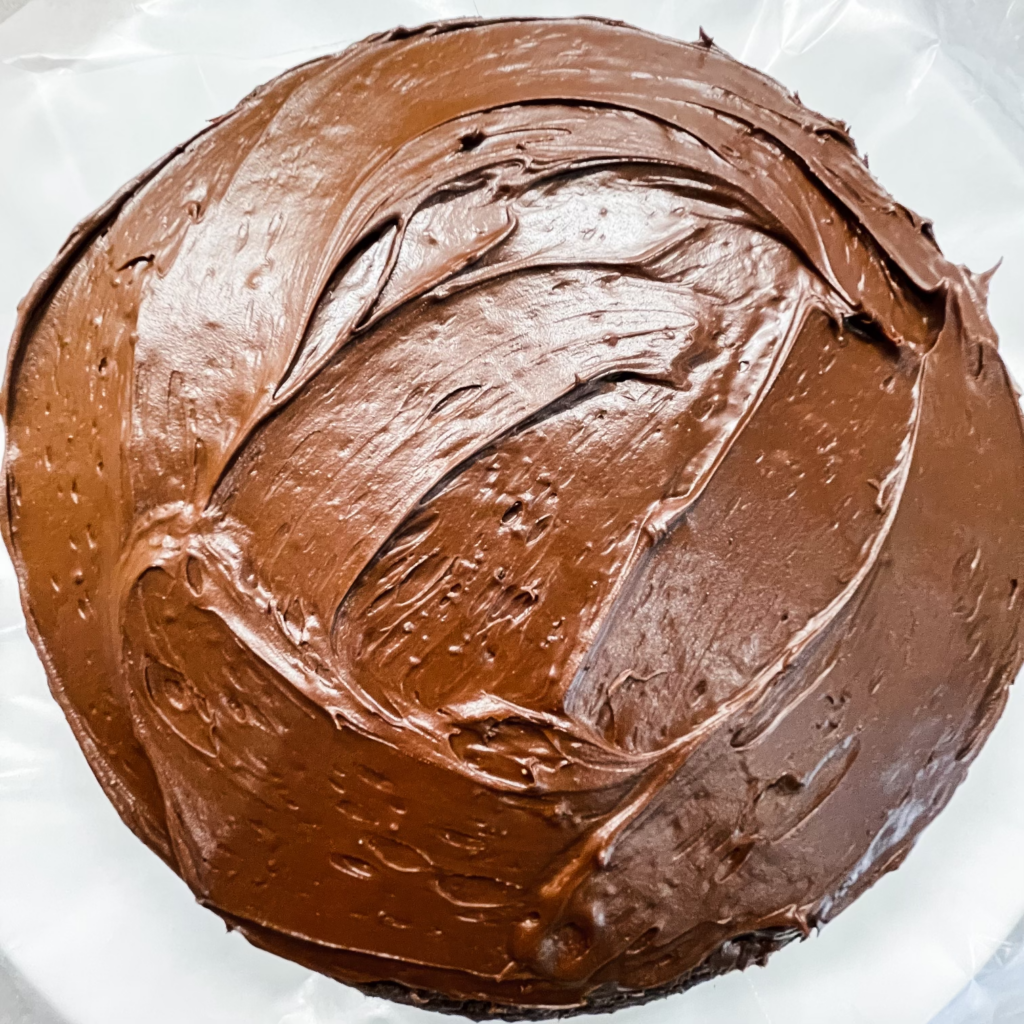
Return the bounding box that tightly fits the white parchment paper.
[2,2,1023,1022]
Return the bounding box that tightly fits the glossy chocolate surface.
[4,17,1024,1016]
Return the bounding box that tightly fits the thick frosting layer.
[4,17,1024,1017]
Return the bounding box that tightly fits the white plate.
[2,1,1024,1022]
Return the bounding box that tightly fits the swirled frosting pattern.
[4,17,1024,1017]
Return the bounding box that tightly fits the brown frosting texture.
[4,17,1024,1017]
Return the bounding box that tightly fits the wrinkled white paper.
[2,1,1023,1022]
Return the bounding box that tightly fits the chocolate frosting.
[4,17,1024,1017]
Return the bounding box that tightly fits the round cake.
[3,16,1024,1019]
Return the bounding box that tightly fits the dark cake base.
[225,908,801,1021]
